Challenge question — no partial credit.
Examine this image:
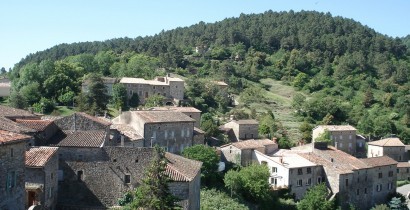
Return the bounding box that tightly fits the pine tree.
[130,146,180,210]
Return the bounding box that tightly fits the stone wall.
[54,114,109,131]
[313,128,357,156]
[169,80,184,100]
[238,124,259,140]
[220,145,242,165]
[0,141,26,210]
[398,166,410,180]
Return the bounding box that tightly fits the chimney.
[280,157,283,164]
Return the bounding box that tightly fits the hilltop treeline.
[10,10,410,142]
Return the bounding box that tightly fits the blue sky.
[1,0,409,69]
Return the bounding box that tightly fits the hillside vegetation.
[8,10,410,144]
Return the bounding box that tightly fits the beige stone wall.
[220,145,242,165]
[367,145,406,161]
[169,80,184,100]
[312,127,357,156]
[288,166,323,200]
[182,112,200,128]
[397,167,410,180]
[238,124,258,140]
[0,142,26,210]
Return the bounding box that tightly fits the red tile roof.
[361,156,398,167]
[134,111,196,123]
[165,152,202,182]
[77,112,111,126]
[25,147,58,167]
[49,130,107,147]
[15,119,54,132]
[0,105,36,117]
[0,117,36,133]
[222,139,277,150]
[0,130,30,145]
[151,107,202,113]
[368,138,404,147]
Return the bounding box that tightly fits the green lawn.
[53,106,75,116]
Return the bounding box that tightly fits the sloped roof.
[193,127,205,135]
[15,119,54,132]
[25,147,58,167]
[0,130,30,145]
[397,162,410,168]
[110,124,143,141]
[368,138,404,147]
[120,77,167,85]
[76,112,112,126]
[314,125,357,131]
[234,119,259,125]
[49,130,106,147]
[165,152,202,182]
[361,156,398,167]
[222,139,277,150]
[0,117,36,134]
[134,111,195,123]
[151,106,201,113]
[0,105,36,117]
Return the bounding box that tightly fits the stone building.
[220,139,278,166]
[15,119,59,146]
[112,111,196,153]
[57,147,202,210]
[367,138,407,161]
[120,74,184,105]
[151,106,202,127]
[110,124,144,147]
[0,78,10,97]
[0,130,30,210]
[25,147,59,209]
[299,143,397,210]
[220,119,259,142]
[82,77,118,96]
[53,112,111,132]
[312,125,363,156]
[397,162,410,181]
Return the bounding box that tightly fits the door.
[28,191,36,206]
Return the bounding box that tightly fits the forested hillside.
[9,10,410,143]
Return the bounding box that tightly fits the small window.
[364,188,367,194]
[356,189,359,195]
[272,167,277,173]
[339,135,343,140]
[388,171,393,177]
[49,187,53,198]
[407,168,409,173]
[77,170,83,181]
[379,172,383,179]
[297,179,302,187]
[345,178,349,187]
[388,183,393,190]
[317,176,322,184]
[397,169,400,173]
[298,168,303,175]
[261,161,267,165]
[10,148,14,157]
[113,159,117,162]
[135,159,139,163]
[306,178,311,186]
[51,173,54,180]
[124,175,131,184]
[307,167,312,174]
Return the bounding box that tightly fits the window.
[359,142,363,148]
[51,173,54,180]
[77,170,83,181]
[379,172,383,179]
[349,135,352,140]
[388,183,393,190]
[181,129,185,137]
[389,171,393,177]
[349,143,352,148]
[340,135,343,140]
[171,131,175,138]
[407,168,409,173]
[165,130,168,139]
[186,128,190,137]
[356,189,359,195]
[307,167,312,174]
[364,188,367,194]
[78,155,83,162]
[317,176,322,184]
[49,187,53,198]
[297,179,302,187]
[345,178,349,187]
[298,168,303,175]
[270,178,277,186]
[272,167,277,173]
[340,143,343,148]
[307,178,311,186]
[10,148,14,157]
[6,171,16,189]
[397,169,400,173]
[376,184,382,192]
[124,175,131,184]
[365,175,368,181]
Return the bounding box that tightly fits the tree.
[32,97,56,114]
[259,113,276,137]
[293,72,310,89]
[201,188,248,210]
[224,164,271,203]
[58,89,75,106]
[0,67,6,75]
[144,94,164,108]
[78,73,109,115]
[182,145,219,184]
[20,82,41,105]
[129,93,140,108]
[9,91,27,109]
[130,146,180,209]
[111,83,127,110]
[297,183,335,210]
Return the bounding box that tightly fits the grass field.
[53,106,75,116]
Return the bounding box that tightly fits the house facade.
[0,130,30,210]
[220,119,259,142]
[120,75,184,105]
[113,111,196,153]
[25,147,59,209]
[367,138,407,161]
[151,106,202,128]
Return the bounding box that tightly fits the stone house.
[82,77,119,97]
[0,130,30,210]
[151,106,202,127]
[367,138,407,161]
[220,119,259,142]
[15,119,59,146]
[112,111,196,153]
[120,74,184,105]
[56,147,202,210]
[53,112,111,132]
[220,139,278,166]
[0,105,40,143]
[193,127,205,145]
[0,78,10,97]
[299,143,397,210]
[25,147,59,209]
[110,124,144,147]
[397,162,410,181]
[312,125,363,156]
[255,150,323,200]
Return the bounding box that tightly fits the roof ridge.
[166,163,191,181]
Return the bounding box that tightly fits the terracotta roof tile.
[0,117,35,134]
[25,147,58,167]
[15,119,54,132]
[165,152,202,182]
[361,156,398,167]
[0,105,36,117]
[134,111,195,123]
[151,106,201,113]
[77,112,111,126]
[314,125,357,131]
[222,139,277,150]
[49,130,107,147]
[0,130,30,145]
[368,138,404,147]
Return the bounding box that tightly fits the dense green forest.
[7,10,410,143]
